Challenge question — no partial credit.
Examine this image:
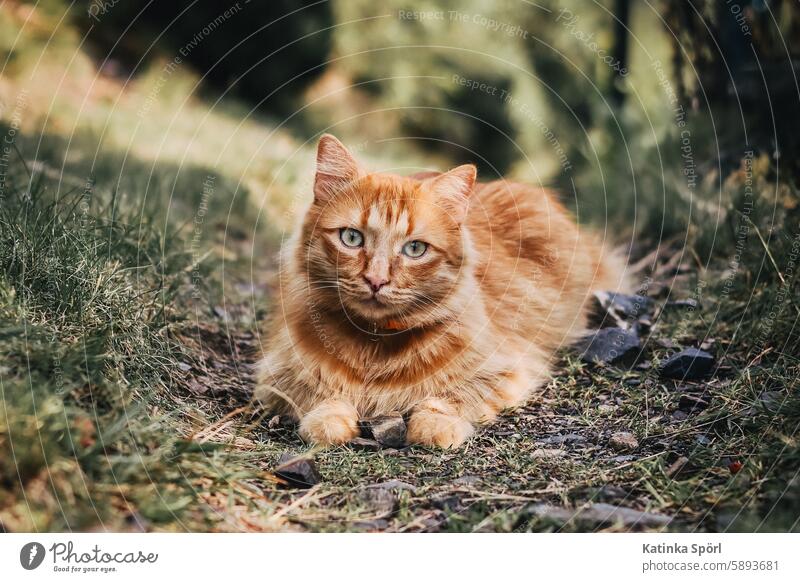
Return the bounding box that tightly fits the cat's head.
[298,134,477,328]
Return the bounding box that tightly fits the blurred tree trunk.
[663,0,800,176]
[610,0,630,106]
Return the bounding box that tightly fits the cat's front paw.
[298,400,359,445]
[406,399,474,449]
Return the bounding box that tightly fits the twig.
[745,215,786,285]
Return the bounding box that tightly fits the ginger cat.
[256,134,626,448]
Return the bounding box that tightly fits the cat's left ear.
[427,164,477,223]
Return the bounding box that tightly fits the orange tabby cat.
[256,134,626,448]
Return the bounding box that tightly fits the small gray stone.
[598,404,618,416]
[539,433,588,445]
[610,455,637,463]
[359,414,406,448]
[275,454,321,489]
[431,494,463,512]
[357,488,397,516]
[353,519,389,531]
[350,437,382,451]
[525,502,670,528]
[609,432,639,451]
[366,480,417,493]
[452,475,481,487]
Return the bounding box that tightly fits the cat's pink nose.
[364,275,389,293]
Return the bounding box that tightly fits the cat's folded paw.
[406,399,474,449]
[298,400,359,445]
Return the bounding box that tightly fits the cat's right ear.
[313,134,359,204]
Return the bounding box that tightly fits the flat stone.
[610,455,637,463]
[359,414,406,448]
[452,475,481,487]
[539,433,588,445]
[353,519,389,531]
[598,404,618,416]
[525,502,670,528]
[609,432,639,451]
[357,488,397,516]
[579,327,640,364]
[659,348,714,380]
[532,448,567,459]
[366,480,418,493]
[350,437,382,451]
[275,454,321,489]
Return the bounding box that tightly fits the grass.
[1,123,798,532]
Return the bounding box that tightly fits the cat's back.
[466,178,621,347]
[467,179,580,268]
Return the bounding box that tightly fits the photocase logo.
[20,542,46,570]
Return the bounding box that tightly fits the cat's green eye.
[339,228,364,248]
[402,240,428,258]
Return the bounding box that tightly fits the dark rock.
[679,393,711,413]
[591,485,629,501]
[609,432,639,451]
[275,454,321,489]
[431,495,463,512]
[579,327,640,364]
[634,317,653,336]
[359,414,406,448]
[350,437,382,451]
[665,299,700,310]
[659,348,714,380]
[671,410,689,422]
[592,291,655,328]
[123,511,149,532]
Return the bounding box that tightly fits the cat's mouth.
[348,292,399,316]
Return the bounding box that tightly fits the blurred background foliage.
[2,0,796,240]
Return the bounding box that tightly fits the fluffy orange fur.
[256,134,626,448]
